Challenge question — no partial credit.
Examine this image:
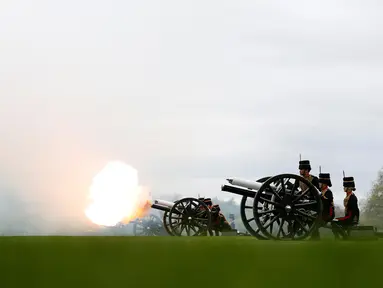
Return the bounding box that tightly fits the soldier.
[298,159,320,190]
[331,176,360,239]
[310,172,335,240]
[203,198,212,209]
[287,159,320,238]
[211,204,232,234]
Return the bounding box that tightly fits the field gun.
[151,197,236,236]
[221,173,323,240]
[151,198,213,236]
[129,214,167,236]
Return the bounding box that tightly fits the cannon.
[221,173,323,240]
[151,198,213,236]
[151,197,233,236]
[130,214,167,236]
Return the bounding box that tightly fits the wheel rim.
[240,176,271,240]
[133,214,163,236]
[168,198,211,236]
[163,211,174,236]
[253,173,322,240]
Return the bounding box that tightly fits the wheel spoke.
[276,178,285,199]
[276,219,285,238]
[294,217,308,233]
[294,209,317,220]
[294,200,317,207]
[259,197,283,207]
[263,214,280,230]
[257,209,277,215]
[292,187,310,203]
[265,182,283,201]
[289,178,299,196]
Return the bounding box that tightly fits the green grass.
[1,236,381,288]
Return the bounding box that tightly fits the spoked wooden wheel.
[168,197,212,236]
[133,214,163,236]
[253,173,322,240]
[240,177,271,240]
[163,211,174,236]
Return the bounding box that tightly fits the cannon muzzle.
[151,204,170,212]
[151,199,174,212]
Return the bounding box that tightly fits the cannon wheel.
[241,176,297,240]
[168,197,211,236]
[240,176,271,240]
[133,214,163,236]
[253,173,322,240]
[163,211,174,236]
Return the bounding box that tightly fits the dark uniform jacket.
[299,174,320,191]
[211,204,232,231]
[320,188,335,221]
[337,193,360,225]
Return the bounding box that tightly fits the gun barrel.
[154,199,174,207]
[151,199,174,212]
[221,184,257,198]
[226,178,277,191]
[221,184,275,198]
[151,204,170,212]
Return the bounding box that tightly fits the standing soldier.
[310,172,335,240]
[287,159,320,237]
[331,175,360,239]
[298,159,320,190]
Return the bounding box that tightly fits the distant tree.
[361,168,383,227]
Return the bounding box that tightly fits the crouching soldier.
[197,198,212,236]
[331,176,360,239]
[311,172,335,240]
[211,204,232,235]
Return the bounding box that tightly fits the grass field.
[1,236,382,288]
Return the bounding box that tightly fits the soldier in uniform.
[288,159,320,237]
[211,204,232,235]
[298,160,320,190]
[310,172,335,240]
[331,176,360,239]
[203,198,213,209]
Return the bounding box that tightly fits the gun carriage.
[221,173,323,240]
[129,214,167,236]
[151,197,232,236]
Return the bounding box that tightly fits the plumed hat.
[319,173,332,187]
[203,198,212,206]
[343,176,355,189]
[299,160,311,170]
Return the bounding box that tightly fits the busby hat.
[299,160,311,171]
[343,176,355,189]
[203,198,212,206]
[318,173,332,187]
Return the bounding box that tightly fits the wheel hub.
[285,205,292,213]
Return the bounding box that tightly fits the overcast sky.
[0,0,382,227]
